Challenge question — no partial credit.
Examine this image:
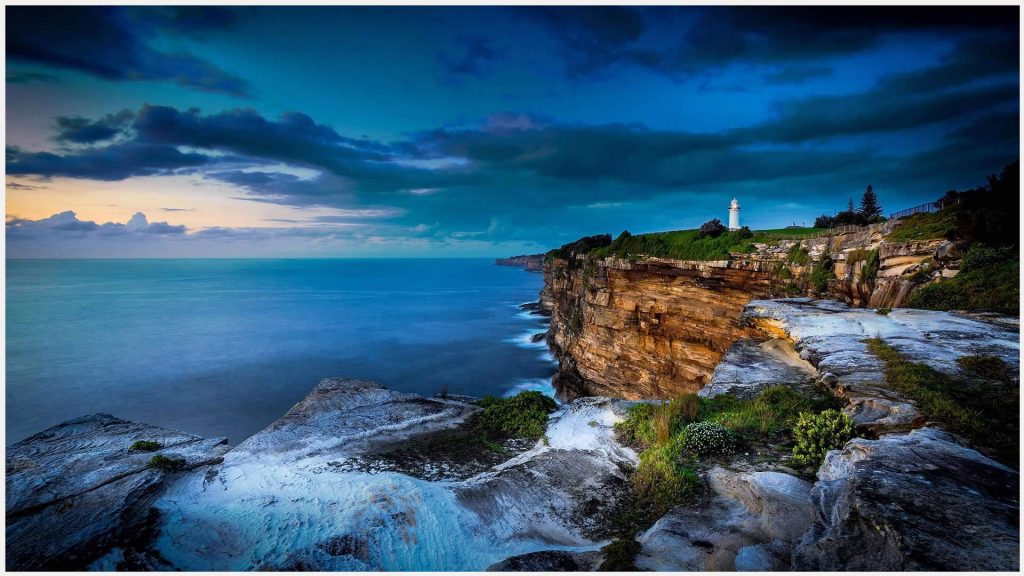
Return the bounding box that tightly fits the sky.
[5,5,1020,258]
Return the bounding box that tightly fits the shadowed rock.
[5,414,229,571]
[794,428,1019,571]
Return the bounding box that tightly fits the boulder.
[5,414,229,570]
[794,428,1020,571]
[486,550,603,571]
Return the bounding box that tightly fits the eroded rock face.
[794,428,1020,571]
[5,414,229,571]
[545,257,770,400]
[741,298,1019,435]
[147,380,636,571]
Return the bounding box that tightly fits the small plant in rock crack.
[129,440,162,452]
[681,421,737,456]
[148,454,187,472]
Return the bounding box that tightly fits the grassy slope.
[588,227,824,261]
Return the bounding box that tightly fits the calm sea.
[5,259,554,445]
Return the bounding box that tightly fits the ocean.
[5,259,555,445]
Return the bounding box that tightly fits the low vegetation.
[129,440,161,452]
[611,386,844,538]
[148,454,186,472]
[907,244,1018,314]
[866,339,1018,465]
[790,410,855,468]
[886,208,959,242]
[598,538,642,571]
[470,391,558,452]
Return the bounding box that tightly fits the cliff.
[495,254,545,272]
[542,220,961,400]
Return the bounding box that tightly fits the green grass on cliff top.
[587,227,824,261]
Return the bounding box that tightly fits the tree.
[859,185,882,221]
[699,218,727,237]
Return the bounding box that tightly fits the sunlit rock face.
[545,256,771,400]
[5,414,229,571]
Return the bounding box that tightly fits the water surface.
[6,259,553,444]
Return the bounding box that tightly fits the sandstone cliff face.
[545,256,772,399]
[543,221,960,400]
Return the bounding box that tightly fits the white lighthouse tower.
[728,198,741,230]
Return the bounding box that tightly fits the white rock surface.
[741,298,1019,433]
[150,380,636,571]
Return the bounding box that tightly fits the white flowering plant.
[681,421,737,456]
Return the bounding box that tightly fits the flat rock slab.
[701,338,817,399]
[5,414,229,570]
[741,298,1019,434]
[795,427,1020,571]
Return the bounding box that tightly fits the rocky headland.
[6,299,1018,571]
[495,254,546,272]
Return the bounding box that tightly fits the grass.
[598,538,642,571]
[610,386,842,535]
[786,244,811,265]
[886,207,959,242]
[129,440,161,452]
[865,339,1018,466]
[148,454,186,472]
[907,244,1018,314]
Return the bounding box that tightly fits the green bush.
[907,244,1018,314]
[626,449,701,530]
[787,245,811,265]
[598,538,641,571]
[130,440,161,452]
[477,391,558,439]
[861,249,880,282]
[875,307,892,315]
[681,421,736,456]
[148,454,187,472]
[791,409,855,468]
[809,256,836,293]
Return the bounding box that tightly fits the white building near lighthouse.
[728,198,741,230]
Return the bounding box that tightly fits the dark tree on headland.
[814,186,885,228]
[860,185,882,220]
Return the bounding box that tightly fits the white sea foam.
[504,328,549,350]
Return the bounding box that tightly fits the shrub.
[875,307,892,315]
[736,226,754,239]
[148,454,186,472]
[598,538,641,571]
[477,391,558,439]
[699,219,727,238]
[861,249,880,282]
[130,440,161,452]
[777,265,792,280]
[682,421,736,456]
[907,244,1018,314]
[809,255,836,293]
[791,410,855,468]
[786,244,811,265]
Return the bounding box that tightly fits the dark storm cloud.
[437,35,500,79]
[6,71,61,84]
[525,6,1017,80]
[6,142,210,180]
[6,211,187,240]
[54,110,134,144]
[6,6,249,96]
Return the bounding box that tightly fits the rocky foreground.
[5,300,1020,571]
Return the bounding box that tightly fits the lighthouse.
[728,198,741,230]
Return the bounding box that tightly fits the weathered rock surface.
[794,428,1020,571]
[742,298,1019,434]
[635,467,814,571]
[5,414,229,571]
[146,380,635,571]
[701,338,816,399]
